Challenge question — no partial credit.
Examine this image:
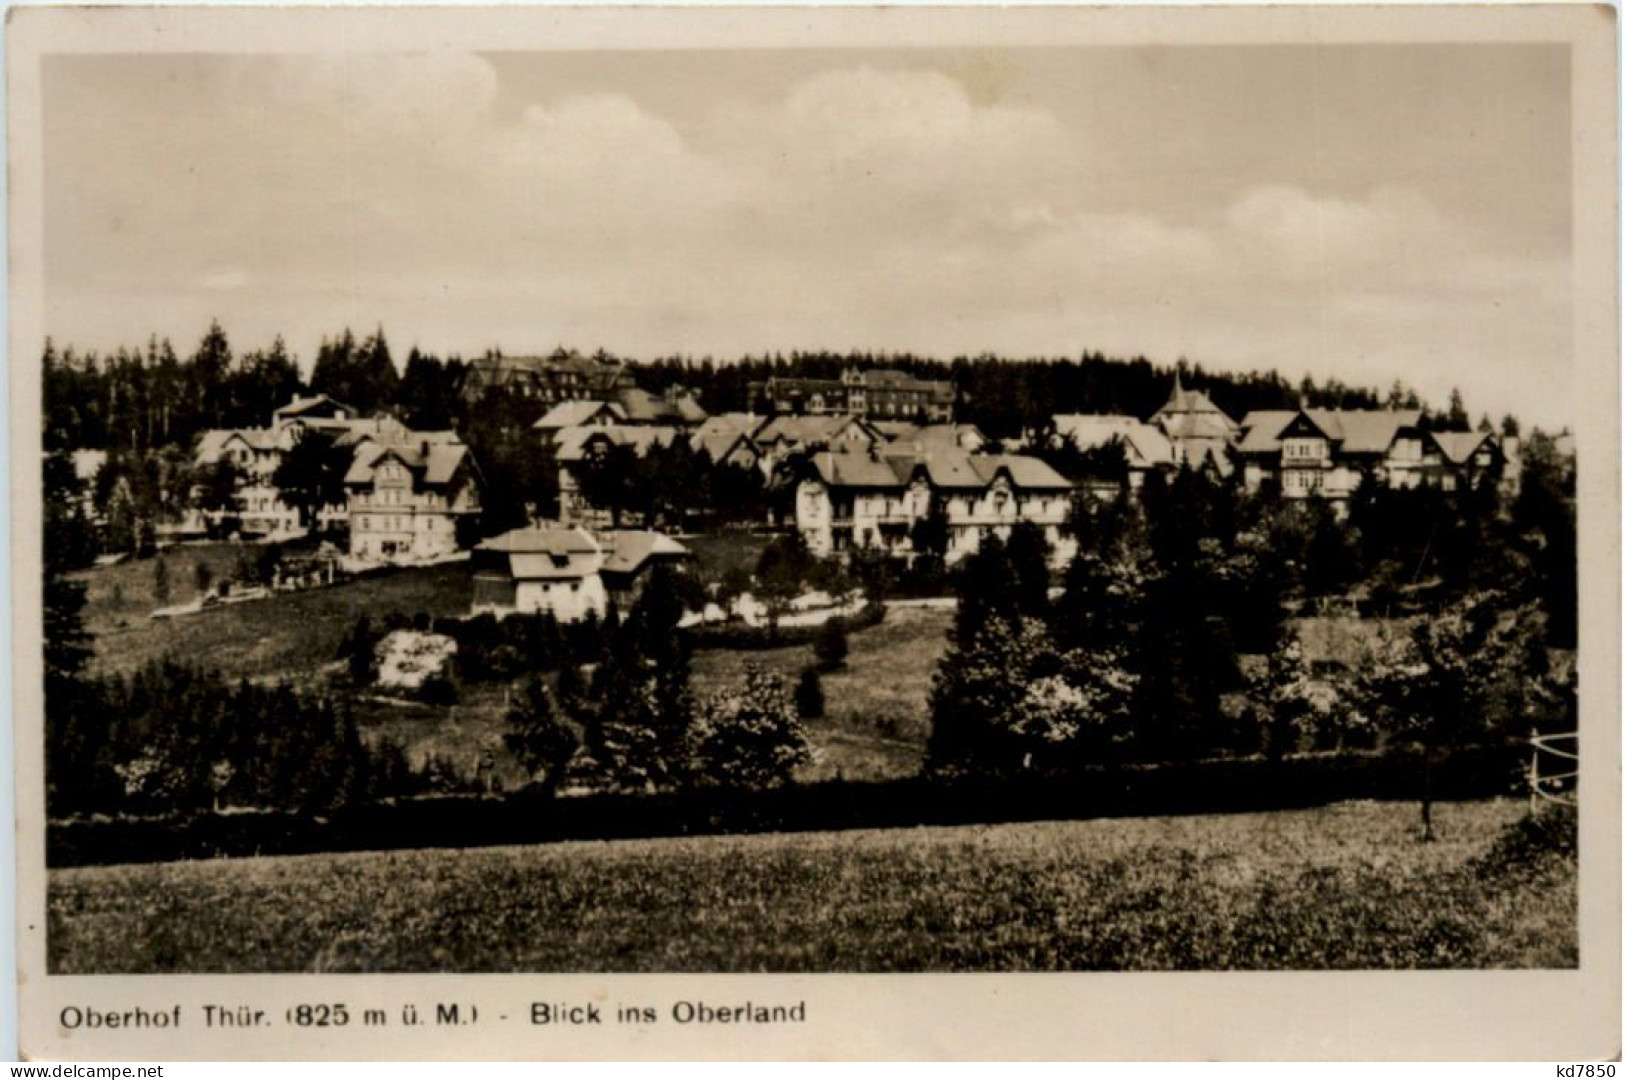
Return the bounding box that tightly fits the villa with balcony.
[795,447,1074,566]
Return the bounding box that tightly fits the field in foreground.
[48,799,1574,973]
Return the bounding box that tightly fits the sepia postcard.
[10,3,1620,1062]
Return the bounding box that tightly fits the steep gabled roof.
[808,448,1071,492]
[344,437,473,487]
[196,428,280,463]
[1431,430,1499,465]
[982,453,1072,490]
[1053,415,1174,467]
[552,424,683,462]
[757,414,876,447]
[1237,409,1422,455]
[534,400,627,431]
[694,430,756,464]
[273,394,355,421]
[1236,411,1300,454]
[693,412,767,444]
[809,450,905,488]
[601,531,690,575]
[1317,409,1422,454]
[479,525,601,556]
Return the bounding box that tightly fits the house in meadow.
[470,526,691,621]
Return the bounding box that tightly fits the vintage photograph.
[11,4,1619,1060]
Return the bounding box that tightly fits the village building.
[194,427,300,535]
[458,352,637,405]
[872,422,988,452]
[1427,430,1509,492]
[1049,414,1176,489]
[1151,375,1240,472]
[343,433,483,563]
[470,526,691,621]
[691,413,768,471]
[754,414,884,469]
[193,395,409,537]
[532,387,706,443]
[552,425,684,522]
[1231,408,1513,503]
[795,447,1075,566]
[749,368,955,422]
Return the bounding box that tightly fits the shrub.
[794,667,825,720]
[690,664,811,790]
[418,673,460,706]
[814,620,849,670]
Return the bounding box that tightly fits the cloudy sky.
[43,44,1572,427]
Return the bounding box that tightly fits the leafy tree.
[504,676,579,797]
[1356,592,1535,839]
[1246,635,1320,759]
[794,666,825,720]
[755,531,816,625]
[580,567,694,792]
[272,428,348,535]
[928,613,1068,776]
[1004,520,1053,619]
[1512,431,1577,649]
[691,664,811,789]
[813,619,849,670]
[909,493,950,562]
[194,458,242,529]
[152,554,170,604]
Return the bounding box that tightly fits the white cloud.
[45,53,1574,429]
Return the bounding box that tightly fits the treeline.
[44,323,1493,458]
[636,351,1487,438]
[43,321,1512,558]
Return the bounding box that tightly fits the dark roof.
[808,448,1070,491]
[1237,409,1423,455]
[1431,430,1499,465]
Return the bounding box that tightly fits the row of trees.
[925,442,1578,816]
[570,438,776,531]
[47,324,1496,459]
[47,322,1526,562]
[499,568,812,796]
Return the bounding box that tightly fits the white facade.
[346,442,482,564]
[796,450,1075,567]
[511,575,611,623]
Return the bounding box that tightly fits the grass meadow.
[691,604,951,782]
[75,546,473,679]
[48,798,1574,973]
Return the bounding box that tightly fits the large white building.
[344,433,482,563]
[470,527,690,621]
[795,447,1075,566]
[194,395,406,537]
[1235,408,1506,504]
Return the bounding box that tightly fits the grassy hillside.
[691,604,951,782]
[76,546,473,679]
[48,799,1574,973]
